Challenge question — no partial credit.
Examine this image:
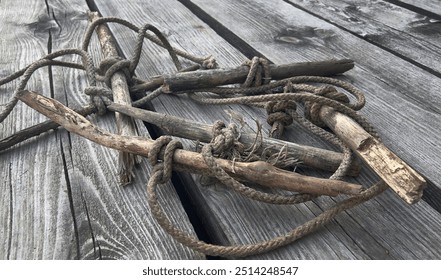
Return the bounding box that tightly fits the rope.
[146,135,388,257]
[0,16,389,258]
[1,17,215,122]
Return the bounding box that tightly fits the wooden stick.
[319,106,426,204]
[131,59,355,93]
[17,90,363,197]
[88,12,139,186]
[106,102,360,176]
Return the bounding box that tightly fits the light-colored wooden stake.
[17,90,363,197]
[88,12,139,186]
[319,106,426,204]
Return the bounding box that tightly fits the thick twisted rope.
[147,135,388,257]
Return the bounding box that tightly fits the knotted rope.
[146,135,388,258]
[0,17,388,258]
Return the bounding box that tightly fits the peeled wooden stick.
[106,101,360,176]
[89,12,139,186]
[17,90,363,197]
[319,107,426,204]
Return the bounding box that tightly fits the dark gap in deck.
[422,180,441,213]
[139,102,222,259]
[59,135,81,260]
[281,0,441,79]
[178,0,271,61]
[384,0,441,20]
[6,163,13,260]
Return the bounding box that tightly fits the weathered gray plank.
[90,0,439,259]
[189,0,441,191]
[391,0,441,17]
[0,0,76,259]
[285,0,441,75]
[186,0,441,259]
[0,0,203,259]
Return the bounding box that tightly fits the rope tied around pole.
[0,16,400,258]
[146,132,389,257]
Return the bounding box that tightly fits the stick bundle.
[17,90,363,197]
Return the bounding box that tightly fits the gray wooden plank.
[189,0,441,191]
[90,0,434,259]
[0,0,203,260]
[0,0,76,259]
[186,0,441,259]
[285,0,441,75]
[390,0,441,17]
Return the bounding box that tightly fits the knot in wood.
[266,100,296,126]
[305,85,350,127]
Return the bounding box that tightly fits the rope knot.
[97,56,133,87]
[148,136,183,184]
[201,55,217,69]
[84,86,113,115]
[241,56,271,88]
[266,100,296,127]
[305,85,350,127]
[210,120,244,158]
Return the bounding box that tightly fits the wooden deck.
[1,0,441,259]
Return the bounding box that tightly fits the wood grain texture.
[91,0,441,259]
[188,0,441,259]
[0,0,76,259]
[285,0,441,75]
[189,0,441,191]
[390,0,441,17]
[0,0,203,259]
[48,0,203,260]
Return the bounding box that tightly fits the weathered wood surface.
[285,0,441,75]
[3,0,441,260]
[186,0,441,257]
[392,0,441,17]
[0,0,202,260]
[94,0,441,259]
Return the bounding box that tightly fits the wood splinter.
[89,12,139,186]
[319,106,426,204]
[17,90,363,197]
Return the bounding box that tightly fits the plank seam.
[7,163,13,260]
[384,0,441,20]
[178,0,271,61]
[282,0,441,79]
[59,137,81,259]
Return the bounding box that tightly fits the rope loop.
[241,56,271,88]
[148,136,183,184]
[266,100,296,127]
[84,86,113,115]
[305,85,350,127]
